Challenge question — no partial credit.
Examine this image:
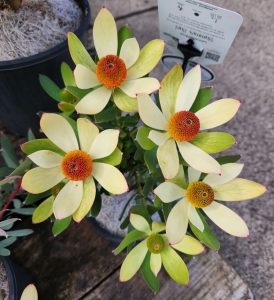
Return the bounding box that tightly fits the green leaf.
[68,32,96,70]
[21,139,65,156]
[6,229,33,237]
[114,230,147,255]
[0,237,17,248]
[191,132,235,154]
[216,155,241,165]
[144,148,158,174]
[39,74,62,102]
[25,191,52,205]
[27,129,35,141]
[59,89,77,104]
[61,62,76,86]
[66,86,92,100]
[190,87,212,112]
[162,202,174,221]
[118,25,133,55]
[1,135,18,168]
[52,216,71,237]
[94,105,119,123]
[9,159,32,176]
[95,148,122,166]
[10,208,35,216]
[189,209,220,250]
[0,218,20,229]
[90,192,101,217]
[58,102,75,115]
[0,248,10,256]
[140,252,160,292]
[0,167,13,178]
[32,196,54,224]
[136,126,156,150]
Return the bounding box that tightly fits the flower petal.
[75,87,112,115]
[150,253,162,276]
[77,118,99,152]
[159,64,183,118]
[154,182,185,203]
[28,150,63,168]
[120,78,160,98]
[126,39,164,80]
[203,201,249,237]
[161,245,189,285]
[89,129,119,159]
[40,113,79,152]
[53,180,83,219]
[177,142,221,174]
[93,8,118,58]
[152,222,166,233]
[148,130,169,146]
[175,65,201,112]
[119,38,140,69]
[73,176,96,223]
[188,167,201,183]
[92,162,128,194]
[188,206,204,231]
[22,167,64,194]
[130,213,151,234]
[195,99,241,130]
[203,163,244,187]
[172,235,204,255]
[214,178,266,201]
[20,284,38,300]
[137,93,167,130]
[113,88,138,112]
[157,139,179,179]
[166,199,189,244]
[120,239,148,281]
[74,64,100,89]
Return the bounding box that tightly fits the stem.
[0,178,22,220]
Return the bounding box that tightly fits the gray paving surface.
[88,1,274,298]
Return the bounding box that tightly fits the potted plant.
[0,0,91,136]
[10,8,266,292]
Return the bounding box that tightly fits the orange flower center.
[96,55,127,89]
[168,111,200,142]
[186,181,214,208]
[61,150,92,181]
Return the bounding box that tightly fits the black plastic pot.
[0,0,91,136]
[0,257,33,300]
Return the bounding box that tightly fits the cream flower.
[22,113,128,222]
[71,8,164,114]
[137,64,241,178]
[154,164,266,244]
[116,214,204,284]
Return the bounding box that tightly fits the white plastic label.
[157,0,243,65]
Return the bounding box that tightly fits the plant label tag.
[157,0,243,65]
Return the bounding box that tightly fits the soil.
[0,0,83,61]
[0,260,9,300]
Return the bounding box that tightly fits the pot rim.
[0,0,91,71]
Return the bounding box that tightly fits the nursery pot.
[0,0,91,137]
[0,257,33,300]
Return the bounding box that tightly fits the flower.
[154,164,266,244]
[71,8,164,114]
[117,214,204,284]
[137,64,241,178]
[22,113,128,222]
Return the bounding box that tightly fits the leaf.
[25,191,52,205]
[59,89,77,104]
[39,74,62,102]
[190,87,212,113]
[0,167,13,178]
[90,192,102,217]
[140,252,160,292]
[9,159,32,176]
[68,32,96,70]
[58,102,75,115]
[66,86,92,100]
[61,62,76,86]
[21,139,65,156]
[189,209,220,250]
[0,218,20,229]
[52,216,71,237]
[0,134,18,168]
[6,229,33,237]
[136,126,156,150]
[32,196,54,224]
[144,148,158,174]
[0,237,17,248]
[28,129,35,141]
[191,132,235,154]
[95,148,122,166]
[0,248,10,256]
[113,230,147,255]
[94,106,119,123]
[0,228,7,238]
[216,155,241,165]
[10,208,35,216]
[118,25,133,54]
